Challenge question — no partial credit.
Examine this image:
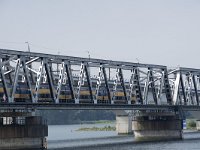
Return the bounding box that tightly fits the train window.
[80,95,90,99]
[115,96,123,100]
[16,88,19,92]
[60,91,65,95]
[66,91,71,95]
[40,94,50,98]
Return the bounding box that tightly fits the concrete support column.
[132,112,183,141]
[196,120,200,130]
[0,115,48,150]
[116,115,133,134]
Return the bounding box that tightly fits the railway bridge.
[0,49,200,149]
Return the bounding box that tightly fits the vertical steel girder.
[132,68,143,104]
[94,65,103,104]
[119,68,127,102]
[128,70,135,104]
[143,68,171,105]
[163,69,172,105]
[76,62,93,103]
[34,59,44,103]
[43,73,47,83]
[65,62,75,101]
[44,59,56,103]
[156,70,164,104]
[173,72,181,105]
[197,75,200,90]
[76,63,85,103]
[102,66,111,103]
[84,63,93,102]
[143,68,159,105]
[2,58,12,84]
[11,56,21,103]
[192,74,199,105]
[0,59,10,102]
[49,63,55,84]
[143,70,150,104]
[197,75,200,105]
[111,69,119,104]
[55,62,65,103]
[172,72,188,105]
[185,74,194,105]
[28,64,35,84]
[148,69,158,105]
[112,67,127,104]
[21,57,34,102]
[180,73,187,105]
[112,68,119,104]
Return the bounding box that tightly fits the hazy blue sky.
[0,0,200,68]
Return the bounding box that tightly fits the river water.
[48,124,200,150]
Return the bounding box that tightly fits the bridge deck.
[0,103,200,111]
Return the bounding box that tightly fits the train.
[0,83,136,104]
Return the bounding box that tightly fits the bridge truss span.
[171,67,200,106]
[0,49,199,110]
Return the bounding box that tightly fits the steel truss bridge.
[0,49,200,111]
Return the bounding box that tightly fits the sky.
[0,0,200,68]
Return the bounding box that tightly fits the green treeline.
[38,110,115,125]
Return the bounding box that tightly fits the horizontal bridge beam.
[171,67,200,74]
[0,49,166,69]
[0,103,199,111]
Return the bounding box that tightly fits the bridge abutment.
[0,111,48,150]
[132,111,183,141]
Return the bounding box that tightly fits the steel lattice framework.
[0,49,200,111]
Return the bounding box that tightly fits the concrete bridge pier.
[115,110,133,134]
[116,115,133,134]
[0,110,48,150]
[132,111,183,141]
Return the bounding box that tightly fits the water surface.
[48,124,200,150]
